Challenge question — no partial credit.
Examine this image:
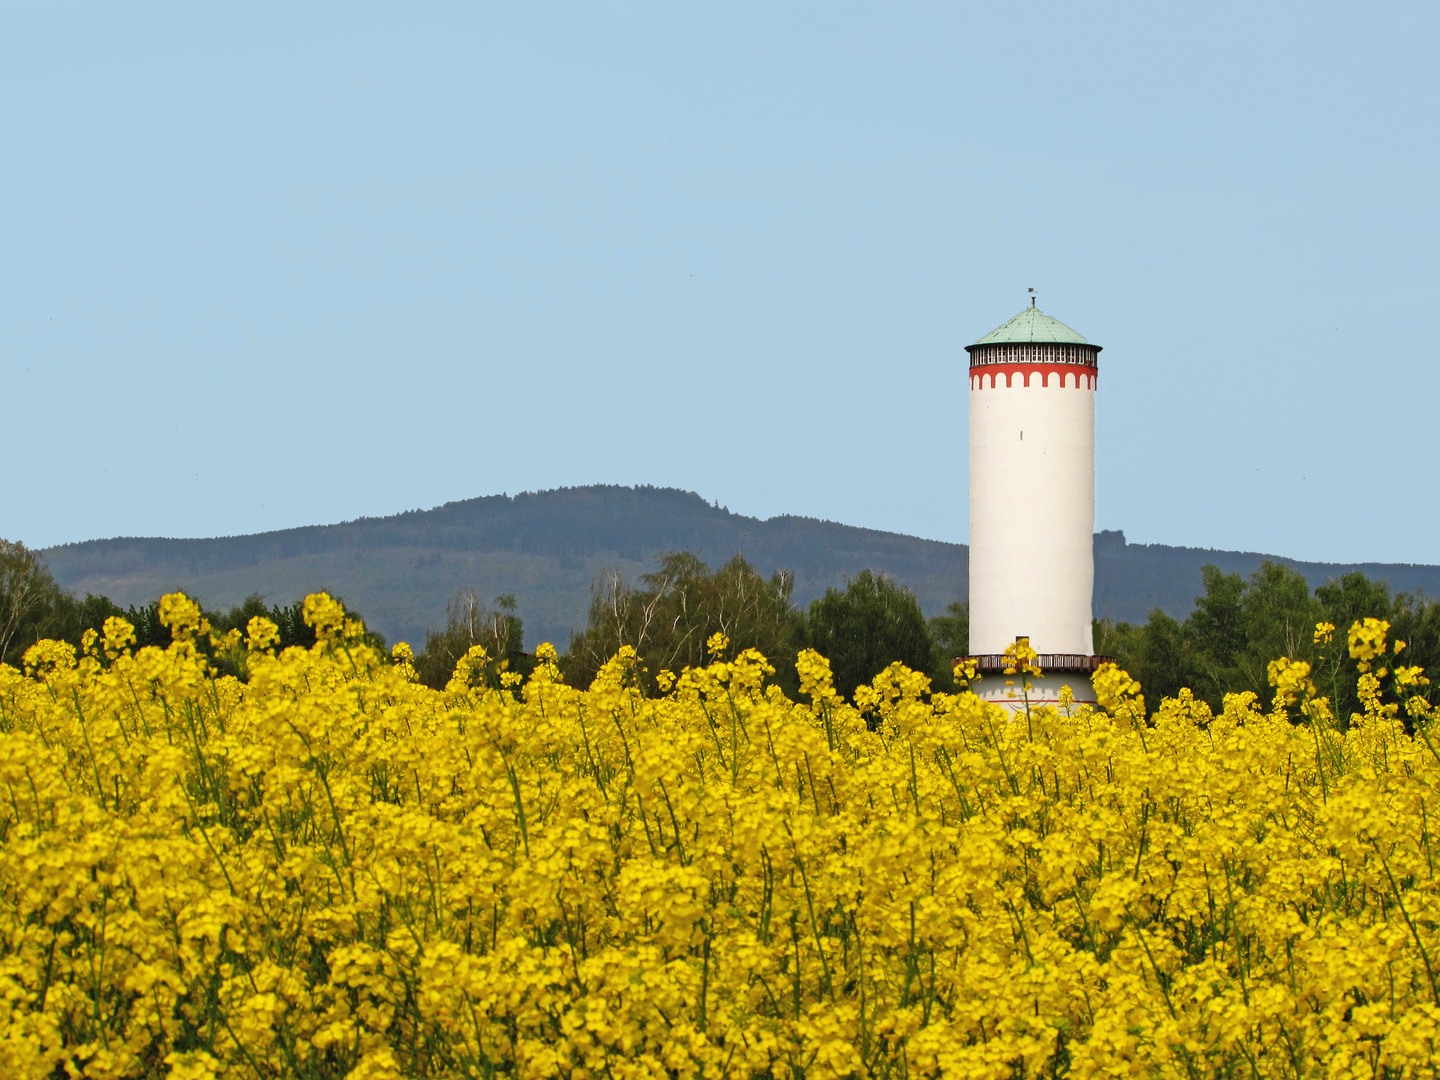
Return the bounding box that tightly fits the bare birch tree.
[0,540,65,666]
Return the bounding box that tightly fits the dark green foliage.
[927,601,969,659]
[229,598,321,651]
[564,552,805,696]
[1236,562,1319,692]
[1311,572,1440,724]
[1094,561,1440,724]
[121,600,175,649]
[1092,616,1140,671]
[1,535,383,680]
[415,591,530,691]
[1135,609,1191,705]
[0,540,75,666]
[806,570,934,702]
[72,594,128,639]
[112,595,334,654]
[926,601,969,692]
[1158,562,1322,704]
[1315,572,1395,632]
[1188,566,1247,673]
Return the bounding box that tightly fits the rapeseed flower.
[0,597,1435,1077]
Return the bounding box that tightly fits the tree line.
[7,535,1433,717]
[1095,560,1440,721]
[0,539,375,678]
[561,551,962,698]
[0,538,957,699]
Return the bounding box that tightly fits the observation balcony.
[960,654,1115,675]
[965,342,1100,368]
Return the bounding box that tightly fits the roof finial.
[1028,287,1036,308]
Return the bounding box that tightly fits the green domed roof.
[970,305,1094,348]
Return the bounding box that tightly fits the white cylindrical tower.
[966,301,1104,705]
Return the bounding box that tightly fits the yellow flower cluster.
[1266,656,1315,708]
[1001,635,1042,681]
[1348,618,1390,672]
[1,596,1439,1077]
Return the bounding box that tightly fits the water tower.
[966,298,1108,706]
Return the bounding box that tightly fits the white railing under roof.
[967,343,1099,367]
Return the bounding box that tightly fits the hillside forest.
[44,485,1440,650]
[4,535,1435,718]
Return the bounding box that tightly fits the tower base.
[959,654,1114,713]
[971,672,1098,712]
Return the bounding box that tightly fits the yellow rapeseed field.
[1,594,1438,1078]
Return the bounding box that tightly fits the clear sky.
[4,2,1437,564]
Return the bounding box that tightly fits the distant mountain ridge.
[41,485,1440,649]
[1093,530,1440,624]
[40,486,964,648]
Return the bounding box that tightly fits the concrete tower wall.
[968,368,1095,656]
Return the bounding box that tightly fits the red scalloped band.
[969,363,1098,390]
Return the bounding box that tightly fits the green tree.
[927,601,968,692]
[1095,610,1195,709]
[416,590,528,691]
[0,539,75,666]
[216,594,275,637]
[73,594,128,638]
[805,570,933,702]
[1309,571,1434,726]
[1235,562,1319,696]
[0,539,384,675]
[927,601,968,659]
[1315,572,1395,636]
[1091,565,1440,722]
[1173,561,1320,708]
[564,552,804,694]
[1187,565,1247,689]
[106,594,324,654]
[1093,616,1144,673]
[1135,608,1191,705]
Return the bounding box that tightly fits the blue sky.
[4,1,1437,563]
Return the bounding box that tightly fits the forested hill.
[40,485,1440,649]
[40,486,963,648]
[1092,531,1440,625]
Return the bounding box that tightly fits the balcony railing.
[966,342,1100,367]
[961,654,1115,674]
